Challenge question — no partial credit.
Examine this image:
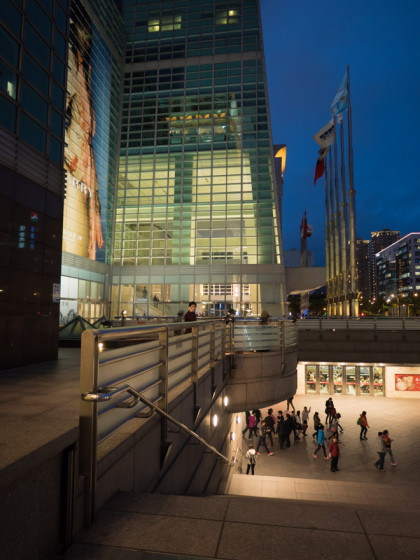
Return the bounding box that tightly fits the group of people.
[244,397,398,475]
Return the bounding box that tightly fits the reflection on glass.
[360,366,370,395]
[306,365,316,393]
[345,366,356,395]
[373,366,384,396]
[333,365,343,394]
[319,365,329,394]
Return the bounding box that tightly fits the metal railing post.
[158,328,170,465]
[191,322,200,422]
[79,329,100,527]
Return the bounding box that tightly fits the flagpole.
[329,152,336,314]
[333,117,342,315]
[324,162,331,315]
[346,65,358,316]
[340,120,349,316]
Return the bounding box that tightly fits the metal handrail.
[82,384,233,465]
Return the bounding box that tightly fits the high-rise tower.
[112,0,286,318]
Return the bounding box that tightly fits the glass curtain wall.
[113,0,285,318]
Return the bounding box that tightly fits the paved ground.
[228,394,420,509]
[2,350,420,559]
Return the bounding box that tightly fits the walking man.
[256,422,274,455]
[359,411,369,440]
[374,431,386,471]
[382,429,397,466]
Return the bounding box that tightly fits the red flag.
[313,157,326,185]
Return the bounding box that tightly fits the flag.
[313,118,335,149]
[330,71,348,117]
[313,156,326,185]
[300,210,312,239]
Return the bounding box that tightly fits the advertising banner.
[63,0,111,261]
[395,374,420,392]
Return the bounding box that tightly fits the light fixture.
[98,342,104,352]
[212,414,218,427]
[223,396,229,406]
[236,415,241,424]
[230,432,235,441]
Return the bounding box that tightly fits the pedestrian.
[328,435,340,472]
[242,411,250,437]
[284,413,294,447]
[328,414,340,441]
[277,410,284,423]
[382,430,397,466]
[325,398,334,424]
[295,410,303,438]
[260,310,271,325]
[290,411,300,441]
[247,411,258,439]
[245,444,257,475]
[312,411,321,439]
[268,408,277,433]
[358,411,369,440]
[286,395,295,412]
[252,408,262,426]
[374,431,386,471]
[264,410,275,445]
[336,412,344,433]
[256,422,274,455]
[277,417,286,449]
[312,424,329,459]
[301,406,311,436]
[184,301,197,334]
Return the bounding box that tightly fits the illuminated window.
[216,9,240,25]
[148,15,182,33]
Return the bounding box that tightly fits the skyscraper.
[112,0,286,318]
[0,0,69,368]
[371,229,400,299]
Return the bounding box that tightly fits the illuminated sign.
[395,374,420,391]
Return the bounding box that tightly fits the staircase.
[62,488,420,560]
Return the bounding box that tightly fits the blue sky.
[261,0,420,265]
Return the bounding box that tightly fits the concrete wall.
[298,329,420,364]
[87,357,241,520]
[226,349,297,412]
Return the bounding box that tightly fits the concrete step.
[64,491,420,560]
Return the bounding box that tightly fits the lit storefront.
[297,362,420,399]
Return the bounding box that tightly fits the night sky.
[261,0,420,266]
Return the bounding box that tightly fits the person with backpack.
[256,422,274,455]
[382,429,397,466]
[245,444,257,475]
[325,398,334,424]
[358,411,369,440]
[312,424,329,459]
[312,411,321,439]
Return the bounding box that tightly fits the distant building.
[356,239,370,301]
[284,248,314,268]
[376,233,420,299]
[371,229,400,299]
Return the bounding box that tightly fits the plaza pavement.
[229,394,420,510]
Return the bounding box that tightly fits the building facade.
[376,232,420,303]
[59,0,124,326]
[111,0,287,319]
[370,228,400,300]
[0,0,69,367]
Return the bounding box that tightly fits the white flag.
[313,118,335,149]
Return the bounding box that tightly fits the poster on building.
[62,0,111,261]
[395,374,420,391]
